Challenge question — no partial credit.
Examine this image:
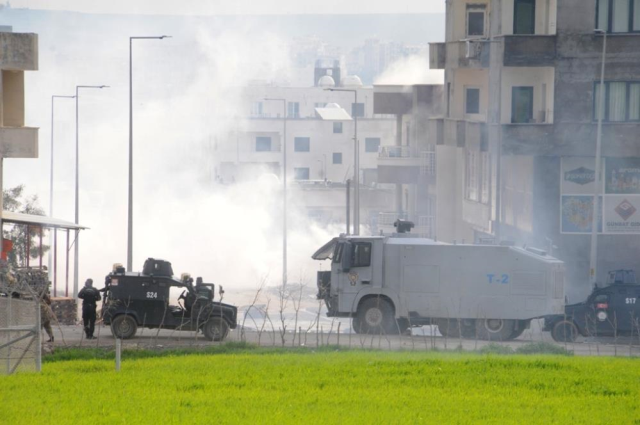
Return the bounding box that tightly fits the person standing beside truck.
[78,278,101,339]
[40,291,55,343]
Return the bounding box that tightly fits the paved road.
[44,322,640,357]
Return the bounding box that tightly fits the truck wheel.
[551,320,578,343]
[110,315,137,339]
[475,319,515,341]
[356,298,396,335]
[203,317,229,342]
[436,319,460,338]
[461,321,477,339]
[508,327,526,340]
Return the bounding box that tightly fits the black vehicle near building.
[545,270,640,342]
[102,258,237,341]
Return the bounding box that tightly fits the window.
[251,101,263,116]
[511,86,534,123]
[514,0,536,35]
[294,137,310,152]
[351,103,365,118]
[465,150,479,201]
[287,102,300,118]
[333,122,343,133]
[594,81,640,122]
[597,0,640,32]
[467,6,486,37]
[255,136,271,152]
[351,242,372,268]
[332,243,344,264]
[465,87,480,114]
[294,168,309,180]
[365,138,380,153]
[332,152,342,164]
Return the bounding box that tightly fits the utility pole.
[589,29,607,287]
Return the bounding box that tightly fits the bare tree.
[276,279,290,347]
[290,277,306,347]
[241,277,267,342]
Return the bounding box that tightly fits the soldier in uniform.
[40,291,54,342]
[78,278,101,339]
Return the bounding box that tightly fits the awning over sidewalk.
[2,211,88,230]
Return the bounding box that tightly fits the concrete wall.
[0,32,38,71]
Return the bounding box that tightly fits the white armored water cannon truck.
[312,230,565,340]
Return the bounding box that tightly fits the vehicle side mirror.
[341,242,353,273]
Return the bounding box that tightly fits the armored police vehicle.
[313,234,565,340]
[102,259,237,341]
[545,270,640,342]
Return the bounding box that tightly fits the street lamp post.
[74,85,108,296]
[590,29,607,287]
[265,98,287,287]
[326,88,359,235]
[49,94,75,285]
[128,35,171,272]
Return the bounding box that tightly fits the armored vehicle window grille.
[352,242,372,267]
[594,294,610,303]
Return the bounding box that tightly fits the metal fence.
[0,296,40,374]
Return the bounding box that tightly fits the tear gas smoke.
[374,55,444,86]
[12,17,338,303]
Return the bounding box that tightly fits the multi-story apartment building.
[0,27,38,214]
[429,0,640,299]
[215,66,401,231]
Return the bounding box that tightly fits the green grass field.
[1,348,639,424]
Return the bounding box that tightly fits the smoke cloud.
[12,14,336,302]
[374,55,444,86]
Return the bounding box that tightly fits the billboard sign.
[605,158,640,195]
[561,195,603,234]
[604,196,640,233]
[561,157,640,234]
[561,157,601,195]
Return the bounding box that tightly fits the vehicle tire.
[551,320,578,343]
[508,325,527,341]
[436,319,461,338]
[396,318,410,335]
[351,316,363,334]
[475,319,515,341]
[356,298,396,335]
[460,321,477,339]
[110,314,138,340]
[203,317,230,342]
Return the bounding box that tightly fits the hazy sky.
[9,0,445,15]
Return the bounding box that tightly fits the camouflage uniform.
[40,293,54,342]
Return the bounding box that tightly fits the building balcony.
[500,123,554,155]
[0,32,38,71]
[377,146,436,184]
[501,122,640,157]
[429,41,489,70]
[502,35,557,67]
[0,127,38,158]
